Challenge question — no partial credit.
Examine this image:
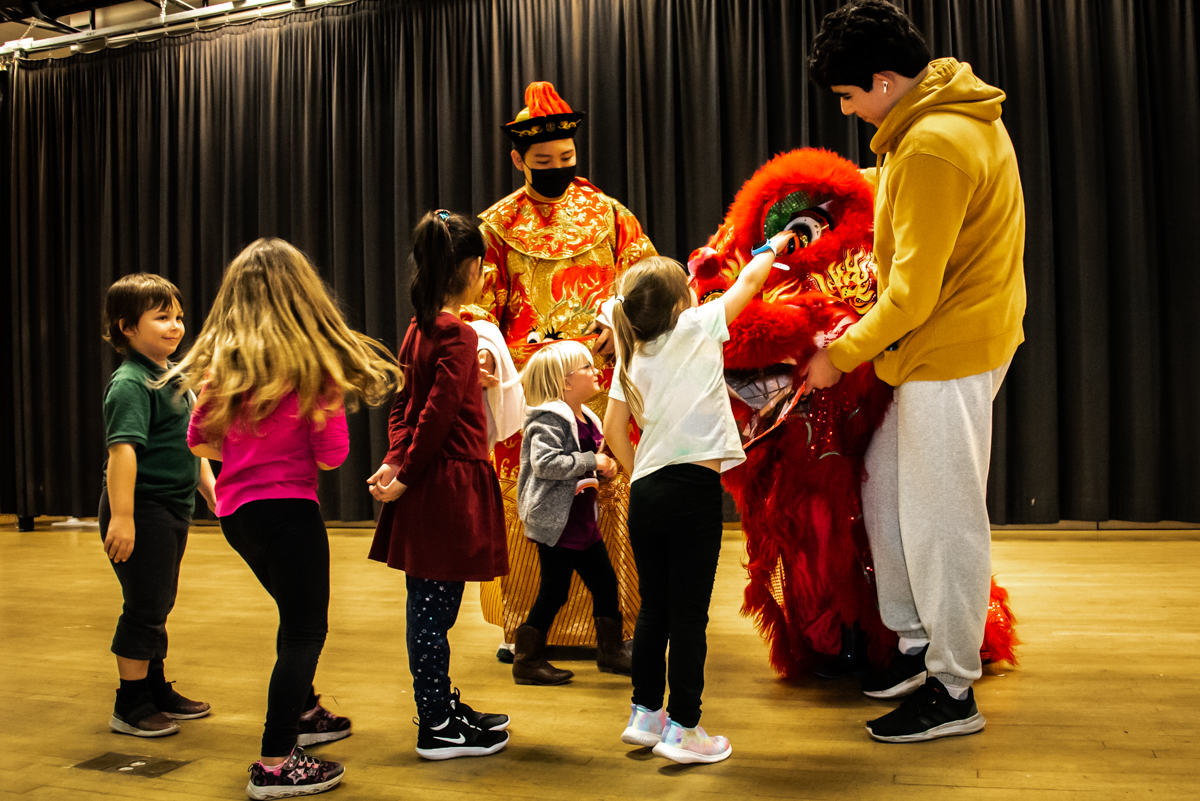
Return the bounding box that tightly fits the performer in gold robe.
[466,82,655,674]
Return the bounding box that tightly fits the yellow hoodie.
[827,58,1027,385]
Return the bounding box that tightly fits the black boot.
[813,622,870,679]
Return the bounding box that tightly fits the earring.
[883,81,889,94]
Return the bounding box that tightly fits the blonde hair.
[162,237,403,443]
[611,256,692,425]
[521,340,594,407]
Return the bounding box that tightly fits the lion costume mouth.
[725,363,808,447]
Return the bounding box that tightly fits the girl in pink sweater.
[169,238,401,799]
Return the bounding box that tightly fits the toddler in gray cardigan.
[511,341,631,685]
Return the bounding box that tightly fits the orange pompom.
[524,81,574,116]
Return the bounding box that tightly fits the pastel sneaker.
[621,703,667,747]
[652,720,732,764]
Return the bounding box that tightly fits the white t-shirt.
[609,301,745,484]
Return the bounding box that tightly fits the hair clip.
[615,294,625,303]
[435,209,450,222]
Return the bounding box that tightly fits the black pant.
[99,493,190,661]
[220,498,329,757]
[524,539,621,632]
[627,464,723,729]
[406,576,464,724]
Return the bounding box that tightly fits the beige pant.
[862,360,1010,687]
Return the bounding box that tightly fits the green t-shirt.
[102,350,200,521]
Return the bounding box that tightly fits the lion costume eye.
[763,191,836,248]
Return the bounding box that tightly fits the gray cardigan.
[517,401,602,547]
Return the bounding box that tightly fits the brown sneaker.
[296,695,352,746]
[110,690,180,737]
[155,682,212,720]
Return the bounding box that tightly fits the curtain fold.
[4,0,1198,523]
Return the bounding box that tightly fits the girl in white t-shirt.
[603,231,795,765]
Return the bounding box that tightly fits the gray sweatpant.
[861,361,1010,688]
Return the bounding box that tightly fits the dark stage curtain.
[4,0,1198,524]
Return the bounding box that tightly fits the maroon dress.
[369,313,508,582]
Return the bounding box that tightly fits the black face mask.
[525,163,576,198]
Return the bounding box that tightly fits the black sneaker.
[861,645,929,699]
[110,690,180,738]
[450,688,510,731]
[414,713,509,760]
[866,677,986,743]
[246,746,344,799]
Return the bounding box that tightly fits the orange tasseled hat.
[502,81,585,146]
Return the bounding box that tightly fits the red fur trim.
[724,295,846,371]
[981,577,1021,666]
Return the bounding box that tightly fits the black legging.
[406,576,465,724]
[627,464,723,729]
[523,539,621,632]
[220,498,329,757]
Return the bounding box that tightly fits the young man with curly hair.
[805,0,1027,743]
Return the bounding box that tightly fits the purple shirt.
[188,392,348,518]
[555,414,603,551]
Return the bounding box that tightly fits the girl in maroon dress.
[367,210,510,760]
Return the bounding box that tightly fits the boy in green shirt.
[100,273,216,737]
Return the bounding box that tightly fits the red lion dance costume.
[687,149,1018,679]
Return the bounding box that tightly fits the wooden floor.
[1,525,1197,800]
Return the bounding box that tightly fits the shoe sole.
[598,666,632,676]
[513,676,572,686]
[164,707,211,720]
[652,741,732,764]
[867,712,986,743]
[109,715,180,737]
[415,732,510,760]
[246,771,344,799]
[297,729,352,746]
[862,670,928,699]
[620,727,661,747]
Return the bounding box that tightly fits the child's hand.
[104,515,136,563]
[371,477,408,503]
[367,463,407,503]
[478,350,500,388]
[768,230,799,261]
[595,452,618,479]
[584,319,616,357]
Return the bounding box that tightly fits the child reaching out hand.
[604,230,796,765]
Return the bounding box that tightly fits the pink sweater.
[188,392,348,518]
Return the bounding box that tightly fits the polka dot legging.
[406,575,465,725]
